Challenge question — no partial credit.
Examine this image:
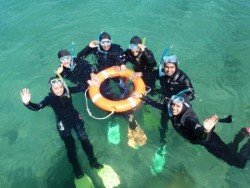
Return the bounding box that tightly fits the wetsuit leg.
[238,139,250,165]
[73,120,97,164]
[57,122,83,177]
[202,132,246,168]
[159,103,169,143]
[228,128,246,152]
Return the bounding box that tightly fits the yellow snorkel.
[55,67,70,98]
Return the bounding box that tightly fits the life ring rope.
[85,88,115,120]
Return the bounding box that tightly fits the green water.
[1,0,250,187]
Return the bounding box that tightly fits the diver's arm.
[21,88,50,111]
[141,96,164,110]
[77,45,96,59]
[25,98,50,111]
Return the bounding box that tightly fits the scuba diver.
[142,54,195,143]
[20,77,103,179]
[168,95,250,168]
[56,49,94,92]
[125,36,157,94]
[77,31,126,71]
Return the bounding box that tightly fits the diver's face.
[164,63,176,76]
[171,102,183,115]
[60,55,71,68]
[131,49,140,57]
[100,39,111,51]
[51,83,64,96]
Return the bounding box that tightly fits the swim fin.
[74,174,95,188]
[127,122,147,149]
[218,115,232,123]
[107,120,121,145]
[150,145,167,175]
[96,164,120,188]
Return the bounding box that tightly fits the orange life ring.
[88,66,146,113]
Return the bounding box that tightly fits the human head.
[170,95,189,116]
[129,36,142,57]
[163,55,179,76]
[99,32,111,51]
[58,50,71,68]
[48,77,64,96]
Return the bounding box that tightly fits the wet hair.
[57,50,70,59]
[99,32,111,41]
[130,36,142,45]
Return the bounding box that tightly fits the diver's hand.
[21,88,31,105]
[203,115,218,132]
[131,92,143,99]
[88,73,100,87]
[89,40,99,48]
[138,44,146,52]
[130,72,142,80]
[87,80,100,87]
[120,64,126,71]
[90,73,100,82]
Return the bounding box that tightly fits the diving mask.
[100,39,111,47]
[59,55,71,63]
[163,55,179,64]
[129,44,140,51]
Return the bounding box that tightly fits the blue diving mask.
[163,55,179,65]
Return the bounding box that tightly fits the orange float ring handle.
[88,66,146,113]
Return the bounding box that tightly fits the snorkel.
[69,42,76,71]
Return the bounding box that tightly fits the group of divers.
[21,32,250,185]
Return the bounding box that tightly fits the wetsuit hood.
[99,32,111,41]
[58,50,70,59]
[130,36,142,45]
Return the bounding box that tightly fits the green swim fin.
[74,174,95,188]
[150,145,167,176]
[96,164,120,188]
[107,121,121,145]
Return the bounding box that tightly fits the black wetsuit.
[143,68,195,142]
[59,57,94,92]
[77,44,125,71]
[159,68,195,100]
[171,107,250,168]
[125,48,157,93]
[24,88,98,175]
